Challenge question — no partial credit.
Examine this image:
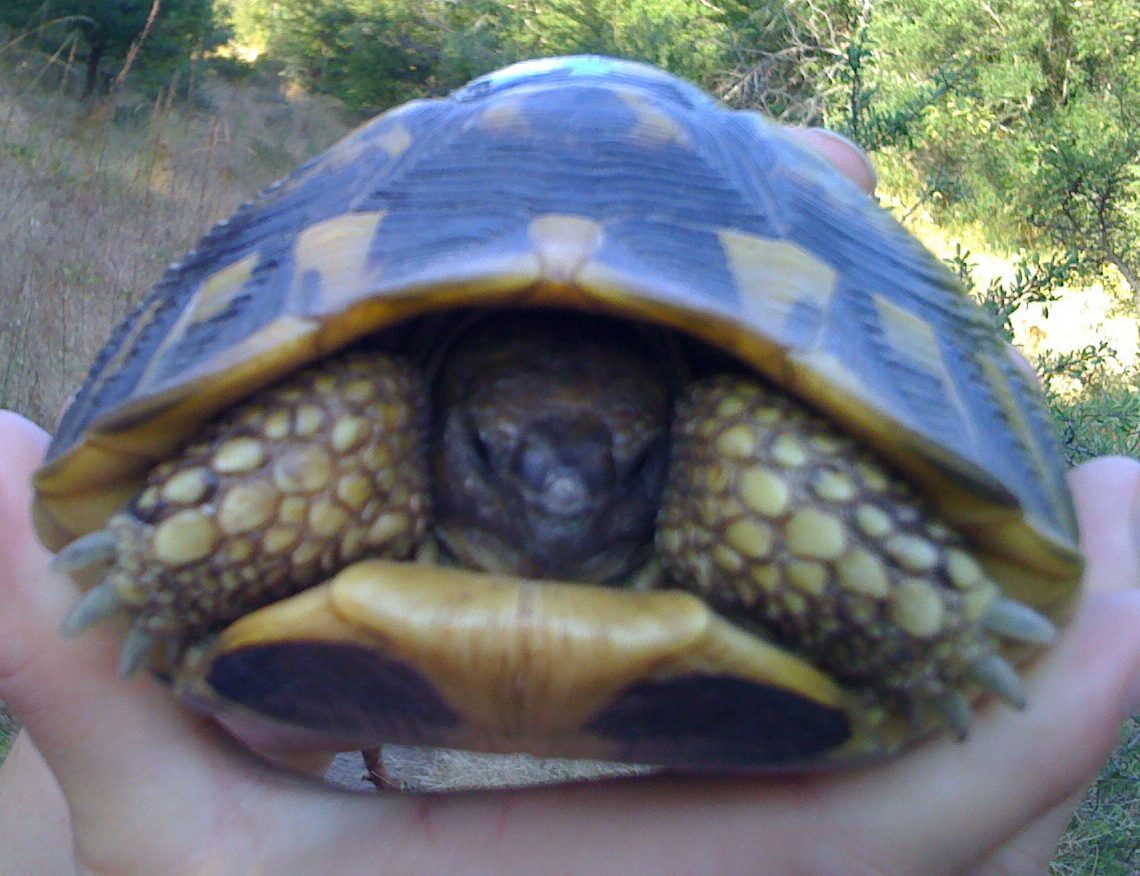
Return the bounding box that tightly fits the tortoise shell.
[34,56,1082,769]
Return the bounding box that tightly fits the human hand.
[2,130,1138,876]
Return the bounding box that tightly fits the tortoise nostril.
[512,417,615,516]
[540,472,591,516]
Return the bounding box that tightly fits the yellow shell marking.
[786,560,828,596]
[873,293,968,429]
[374,123,413,159]
[528,215,605,284]
[719,232,838,346]
[617,91,693,149]
[288,212,386,314]
[273,446,333,494]
[883,533,940,573]
[725,519,773,560]
[946,548,984,590]
[475,99,530,134]
[187,254,258,325]
[716,425,757,459]
[854,504,894,539]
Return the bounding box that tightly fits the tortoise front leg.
[656,375,1057,736]
[55,350,429,676]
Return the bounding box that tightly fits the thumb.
[0,412,264,846]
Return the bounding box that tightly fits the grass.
[1,47,1137,874]
[0,49,353,426]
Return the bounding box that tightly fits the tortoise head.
[428,311,675,582]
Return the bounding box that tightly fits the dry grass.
[1,49,1137,874]
[0,51,353,425]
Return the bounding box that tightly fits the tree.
[863,0,1140,306]
[1,0,215,97]
[1025,88,1140,307]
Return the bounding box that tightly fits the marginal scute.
[287,211,386,315]
[528,214,605,283]
[718,231,838,343]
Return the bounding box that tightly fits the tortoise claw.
[118,625,159,678]
[61,581,125,636]
[980,597,1057,646]
[932,690,972,740]
[51,529,117,574]
[971,652,1027,709]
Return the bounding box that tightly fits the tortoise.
[33,56,1082,771]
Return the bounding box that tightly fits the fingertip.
[0,409,49,449]
[0,411,49,514]
[786,127,878,194]
[1069,456,1140,593]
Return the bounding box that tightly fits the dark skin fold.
[1,128,1138,876]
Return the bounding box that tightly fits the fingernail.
[794,128,878,194]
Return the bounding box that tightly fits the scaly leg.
[55,350,430,676]
[657,375,1057,737]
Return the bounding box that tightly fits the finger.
[808,587,1140,875]
[785,127,878,194]
[1070,456,1140,593]
[966,786,1087,876]
[0,414,262,838]
[0,412,403,873]
[0,733,75,875]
